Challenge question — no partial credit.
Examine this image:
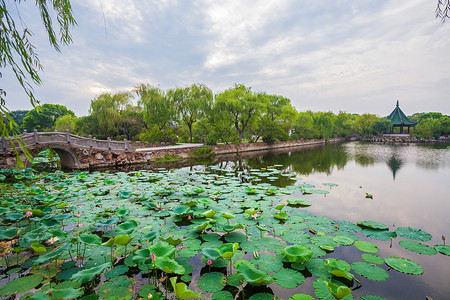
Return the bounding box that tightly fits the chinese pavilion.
[386,101,417,133]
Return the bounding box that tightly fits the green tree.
[55,114,78,132]
[118,106,145,141]
[215,84,267,143]
[136,83,173,131]
[9,110,30,133]
[88,92,132,139]
[1,0,76,165]
[292,111,319,140]
[168,83,213,143]
[355,113,378,135]
[371,118,391,135]
[22,104,74,131]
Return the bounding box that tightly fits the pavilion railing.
[1,130,134,152]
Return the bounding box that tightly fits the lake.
[220,141,450,299]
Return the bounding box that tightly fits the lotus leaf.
[217,242,239,259]
[354,241,379,253]
[302,258,329,277]
[98,275,134,300]
[105,265,129,279]
[362,229,397,241]
[161,235,182,246]
[252,253,283,272]
[384,257,423,275]
[0,275,43,297]
[395,227,432,242]
[197,272,226,292]
[274,212,289,220]
[169,277,201,299]
[351,262,389,281]
[334,220,361,233]
[434,245,450,256]
[224,231,248,243]
[313,278,353,300]
[289,294,316,300]
[361,254,384,265]
[324,281,352,299]
[357,221,389,230]
[202,210,217,218]
[359,296,388,300]
[149,241,176,258]
[70,262,112,283]
[333,235,354,246]
[324,258,353,281]
[399,240,437,255]
[212,290,233,300]
[222,223,244,232]
[114,234,134,246]
[273,268,305,289]
[287,197,312,207]
[51,286,84,299]
[34,243,69,265]
[281,245,313,263]
[234,260,273,285]
[222,212,235,219]
[282,230,310,244]
[115,220,138,233]
[155,256,185,274]
[78,233,102,246]
[31,242,46,253]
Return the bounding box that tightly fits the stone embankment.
[356,135,448,143]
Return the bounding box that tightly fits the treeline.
[13,83,450,144]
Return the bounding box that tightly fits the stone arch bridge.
[0,130,146,170]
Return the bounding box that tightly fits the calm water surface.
[219,142,450,300]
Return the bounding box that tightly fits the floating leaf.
[155,257,185,274]
[289,294,316,300]
[434,245,450,256]
[395,227,432,242]
[71,262,112,283]
[313,278,353,300]
[384,257,423,275]
[212,290,233,300]
[399,240,437,255]
[357,221,389,230]
[78,233,102,246]
[354,241,379,253]
[0,275,43,297]
[361,254,384,265]
[273,268,305,288]
[362,229,397,241]
[351,262,389,281]
[31,242,46,253]
[281,245,313,263]
[234,260,273,285]
[170,277,201,299]
[252,254,283,272]
[149,242,176,258]
[98,275,134,300]
[217,242,239,259]
[197,272,226,292]
[105,265,129,279]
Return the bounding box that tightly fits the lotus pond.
[0,142,449,300]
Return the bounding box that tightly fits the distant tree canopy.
[22,104,74,131]
[10,110,30,133]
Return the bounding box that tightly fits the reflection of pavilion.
[386,101,417,134]
[387,145,404,180]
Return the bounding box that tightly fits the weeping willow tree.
[436,0,450,21]
[0,0,76,165]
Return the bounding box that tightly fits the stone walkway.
[135,143,204,152]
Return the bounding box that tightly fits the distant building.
[386,101,417,134]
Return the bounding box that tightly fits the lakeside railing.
[1,130,133,151]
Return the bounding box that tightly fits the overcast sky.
[4,0,450,117]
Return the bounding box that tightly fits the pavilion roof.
[386,101,417,126]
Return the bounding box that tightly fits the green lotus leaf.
[234,260,273,285]
[222,212,235,219]
[384,257,423,275]
[287,197,312,207]
[313,278,353,300]
[301,258,329,277]
[197,272,226,292]
[248,293,276,300]
[434,245,450,256]
[333,235,354,246]
[354,241,379,253]
[395,227,432,242]
[245,208,257,215]
[252,253,283,273]
[105,265,129,279]
[222,223,244,232]
[274,212,289,220]
[78,233,102,246]
[114,234,134,246]
[161,235,182,246]
[359,296,388,300]
[289,294,316,300]
[21,291,51,299]
[357,221,389,230]
[34,243,69,264]
[322,183,338,187]
[51,286,84,299]
[31,242,46,253]
[281,245,313,263]
[155,256,185,274]
[101,237,116,248]
[98,275,134,300]
[212,290,233,300]
[172,205,190,215]
[170,277,201,299]
[399,240,437,255]
[361,254,384,265]
[0,274,43,297]
[202,210,217,218]
[282,230,310,244]
[142,231,157,242]
[217,242,239,259]
[324,258,353,281]
[226,273,244,286]
[115,220,138,233]
[325,281,352,299]
[70,262,112,283]
[334,220,361,233]
[351,262,389,281]
[149,242,176,258]
[273,268,305,289]
[362,229,397,241]
[201,248,221,261]
[255,224,269,232]
[274,203,286,210]
[224,231,248,243]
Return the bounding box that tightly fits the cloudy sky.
[4,0,450,117]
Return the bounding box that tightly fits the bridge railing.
[1,130,134,152]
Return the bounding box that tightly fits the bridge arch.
[26,144,80,170]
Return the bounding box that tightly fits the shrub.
[189,147,214,158]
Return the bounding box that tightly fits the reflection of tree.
[387,155,403,180]
[354,154,375,167]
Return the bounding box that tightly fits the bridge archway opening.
[31,149,61,172]
[27,145,80,170]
